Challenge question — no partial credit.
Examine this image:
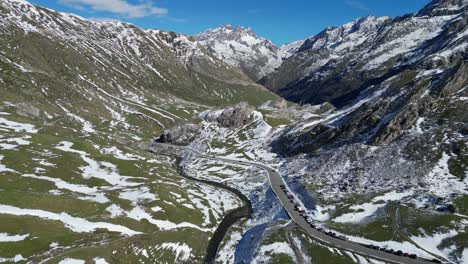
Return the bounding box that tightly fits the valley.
[0,0,466,263]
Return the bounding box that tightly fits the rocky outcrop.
[155,103,257,145]
[417,0,467,16]
[14,103,40,118]
[201,102,255,128]
[272,98,288,109]
[155,123,201,145]
[304,102,336,114]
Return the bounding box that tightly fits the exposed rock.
[14,103,40,118]
[319,102,336,113]
[417,0,467,16]
[156,123,201,145]
[461,124,468,135]
[304,102,336,114]
[115,137,130,145]
[195,25,283,81]
[272,98,288,109]
[372,103,419,145]
[201,102,255,128]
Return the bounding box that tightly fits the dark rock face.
[273,56,467,155]
[417,0,467,16]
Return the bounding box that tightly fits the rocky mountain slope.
[265,0,467,198]
[196,25,293,81]
[250,3,468,262]
[257,0,467,200]
[260,0,467,107]
[263,0,467,151]
[0,0,277,134]
[279,39,305,58]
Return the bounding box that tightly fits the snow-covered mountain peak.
[197,24,258,40]
[348,16,391,31]
[195,25,283,81]
[1,0,34,10]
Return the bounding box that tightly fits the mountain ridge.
[194,24,286,81]
[260,0,467,107]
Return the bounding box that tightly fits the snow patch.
[93,258,109,264]
[0,233,28,242]
[0,117,37,133]
[59,258,85,264]
[333,190,414,223]
[153,242,193,261]
[411,230,458,260]
[0,254,25,263]
[424,152,467,198]
[0,204,141,236]
[253,242,296,263]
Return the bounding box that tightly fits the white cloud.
[58,0,168,18]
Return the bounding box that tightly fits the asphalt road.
[150,143,439,264]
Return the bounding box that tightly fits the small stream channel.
[148,145,315,264]
[174,157,253,263]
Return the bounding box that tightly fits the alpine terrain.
[0,0,466,263]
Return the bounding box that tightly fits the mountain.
[0,0,277,131]
[268,0,467,209]
[249,2,466,262]
[279,39,305,58]
[0,0,467,263]
[260,0,467,108]
[195,25,284,81]
[265,0,467,152]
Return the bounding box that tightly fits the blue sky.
[28,0,431,45]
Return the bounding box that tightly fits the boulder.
[156,123,201,145]
[272,98,288,109]
[202,102,255,128]
[15,103,40,118]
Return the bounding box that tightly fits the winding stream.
[148,147,253,264]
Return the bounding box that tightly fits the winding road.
[149,143,439,264]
